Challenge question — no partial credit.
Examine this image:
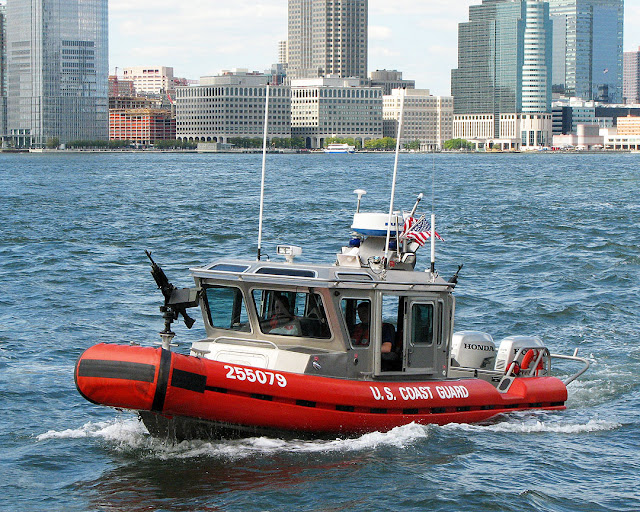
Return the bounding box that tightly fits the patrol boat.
[75,191,590,440]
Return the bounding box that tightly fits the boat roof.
[190,259,454,293]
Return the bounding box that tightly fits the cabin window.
[341,298,372,347]
[252,289,331,339]
[410,303,434,345]
[203,285,250,332]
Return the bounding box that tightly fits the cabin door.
[403,299,445,376]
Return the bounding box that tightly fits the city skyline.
[109,0,640,96]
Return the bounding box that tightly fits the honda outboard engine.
[494,335,545,372]
[450,331,496,369]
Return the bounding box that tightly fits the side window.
[204,286,250,332]
[253,289,331,339]
[341,298,371,347]
[411,303,433,345]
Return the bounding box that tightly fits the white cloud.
[369,25,393,40]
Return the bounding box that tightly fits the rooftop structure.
[369,70,415,96]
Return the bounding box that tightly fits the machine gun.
[145,251,199,345]
[448,264,464,285]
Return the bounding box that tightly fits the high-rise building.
[549,0,623,103]
[5,0,108,147]
[287,0,367,80]
[624,48,640,104]
[451,0,552,137]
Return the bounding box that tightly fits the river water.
[1,151,639,511]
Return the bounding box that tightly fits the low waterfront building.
[383,89,453,151]
[552,123,603,149]
[500,113,552,148]
[552,98,597,134]
[290,77,382,149]
[175,71,291,143]
[109,108,175,144]
[453,114,495,140]
[453,112,551,150]
[604,133,640,150]
[615,115,640,135]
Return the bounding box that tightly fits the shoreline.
[1,148,636,155]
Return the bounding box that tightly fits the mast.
[431,156,436,275]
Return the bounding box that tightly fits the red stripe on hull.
[75,343,568,437]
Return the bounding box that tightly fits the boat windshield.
[203,285,251,332]
[252,289,331,339]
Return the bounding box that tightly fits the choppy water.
[1,152,639,511]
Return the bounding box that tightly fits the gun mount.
[145,250,199,348]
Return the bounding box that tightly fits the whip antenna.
[257,84,270,260]
[430,155,436,274]
[385,89,405,263]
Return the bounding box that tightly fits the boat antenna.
[257,83,270,261]
[430,155,436,275]
[384,89,405,263]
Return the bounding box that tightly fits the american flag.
[402,215,443,246]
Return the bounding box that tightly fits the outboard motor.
[450,331,496,369]
[494,335,545,372]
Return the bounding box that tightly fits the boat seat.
[299,317,331,338]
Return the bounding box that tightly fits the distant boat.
[324,143,355,153]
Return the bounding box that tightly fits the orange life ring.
[521,349,544,375]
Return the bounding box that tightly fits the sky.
[110,0,640,96]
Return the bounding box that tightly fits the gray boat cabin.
[188,208,458,383]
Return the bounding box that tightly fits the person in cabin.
[268,295,301,336]
[352,301,394,353]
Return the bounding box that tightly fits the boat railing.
[550,349,591,385]
[504,347,551,378]
[503,347,590,385]
[497,346,551,393]
[212,336,279,350]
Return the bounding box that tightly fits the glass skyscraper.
[451,0,552,135]
[287,0,368,80]
[5,0,108,147]
[549,0,624,103]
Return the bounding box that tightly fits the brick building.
[109,109,176,144]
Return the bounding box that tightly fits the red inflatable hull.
[75,343,567,439]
